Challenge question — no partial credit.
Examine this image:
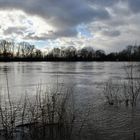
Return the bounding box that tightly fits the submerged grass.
[0,76,91,140]
[103,63,140,107]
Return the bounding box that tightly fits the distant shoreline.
[0,40,139,62]
[0,59,138,62]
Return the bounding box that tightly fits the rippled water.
[0,62,140,140]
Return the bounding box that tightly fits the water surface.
[0,62,140,140]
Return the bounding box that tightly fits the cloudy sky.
[0,0,140,52]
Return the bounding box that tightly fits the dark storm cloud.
[0,0,110,37]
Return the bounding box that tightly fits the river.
[0,62,140,140]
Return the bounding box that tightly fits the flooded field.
[0,62,140,140]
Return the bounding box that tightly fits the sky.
[0,0,140,52]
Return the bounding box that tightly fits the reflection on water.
[0,62,140,140]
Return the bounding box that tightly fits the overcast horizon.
[0,0,140,53]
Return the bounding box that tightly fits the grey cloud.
[24,28,77,40]
[88,0,119,6]
[24,35,49,41]
[3,27,27,35]
[128,0,140,13]
[102,30,121,37]
[55,28,77,37]
[0,0,110,38]
[24,32,54,40]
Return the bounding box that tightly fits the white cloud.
[0,10,54,41]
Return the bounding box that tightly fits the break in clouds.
[0,0,140,52]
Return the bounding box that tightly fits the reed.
[0,79,89,140]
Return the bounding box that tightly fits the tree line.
[0,40,139,61]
